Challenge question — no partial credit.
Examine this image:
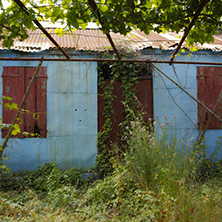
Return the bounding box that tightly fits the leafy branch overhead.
[0,0,222,48]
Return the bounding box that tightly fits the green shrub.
[0,162,84,193]
[74,164,161,221]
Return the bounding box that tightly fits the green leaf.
[12,124,21,135]
[189,46,198,52]
[2,96,13,101]
[55,28,64,37]
[4,102,18,111]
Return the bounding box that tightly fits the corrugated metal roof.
[161,31,222,51]
[1,27,222,52]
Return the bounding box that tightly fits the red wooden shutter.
[24,67,36,137]
[2,67,47,138]
[197,67,222,129]
[36,68,47,137]
[2,67,25,138]
[24,67,47,138]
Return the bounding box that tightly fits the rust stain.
[85,64,88,94]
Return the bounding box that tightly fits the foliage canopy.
[0,0,221,48]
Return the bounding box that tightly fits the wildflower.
[153,121,157,126]
[136,117,139,120]
[173,115,176,118]
[126,126,129,130]
[148,118,152,121]
[150,137,154,141]
[165,122,171,124]
[160,124,164,127]
[156,115,158,118]
[130,121,135,126]
[137,135,140,138]
[124,136,127,139]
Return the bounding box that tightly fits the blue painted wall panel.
[46,135,97,169]
[3,139,48,171]
[47,61,96,94]
[47,93,97,136]
[204,131,222,159]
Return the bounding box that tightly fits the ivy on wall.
[97,60,151,177]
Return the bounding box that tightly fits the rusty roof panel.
[0,28,222,53]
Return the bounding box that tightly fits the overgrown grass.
[0,115,222,221]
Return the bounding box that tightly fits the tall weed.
[123,114,199,196]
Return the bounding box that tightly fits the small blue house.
[0,27,222,171]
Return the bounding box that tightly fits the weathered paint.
[0,52,98,171]
[149,49,222,158]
